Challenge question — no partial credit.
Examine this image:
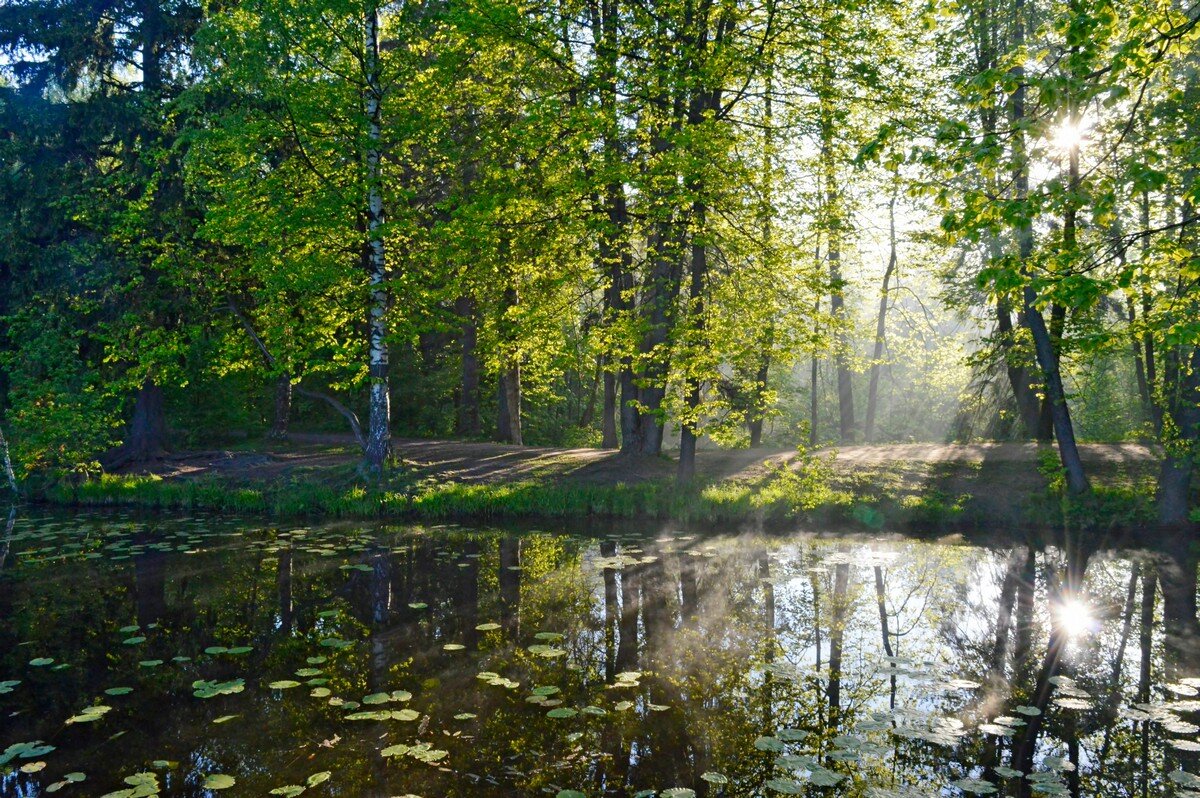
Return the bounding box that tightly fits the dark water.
[1,511,1198,798]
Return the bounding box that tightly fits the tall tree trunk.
[810,294,820,448]
[363,2,391,475]
[864,191,897,442]
[625,223,681,456]
[456,296,481,437]
[593,0,632,451]
[1011,0,1087,496]
[677,198,707,485]
[830,251,855,442]
[748,44,776,450]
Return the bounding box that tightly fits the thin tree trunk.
[677,199,707,485]
[0,424,17,495]
[1138,565,1156,798]
[1128,299,1154,428]
[363,1,391,475]
[827,562,850,723]
[456,296,481,437]
[229,299,365,448]
[596,12,632,451]
[579,358,600,430]
[873,566,896,709]
[819,70,855,444]
[810,292,820,448]
[864,191,897,442]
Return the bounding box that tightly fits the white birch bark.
[363,1,391,474]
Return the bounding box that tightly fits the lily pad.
[203,774,236,790]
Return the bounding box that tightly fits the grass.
[36,447,1161,532]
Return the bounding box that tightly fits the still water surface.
[1,512,1198,797]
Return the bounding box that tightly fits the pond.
[1,511,1198,798]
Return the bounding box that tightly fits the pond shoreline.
[30,437,1163,535]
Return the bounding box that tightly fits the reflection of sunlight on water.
[1052,595,1098,638]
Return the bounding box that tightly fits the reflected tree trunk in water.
[873,565,896,709]
[1157,544,1200,675]
[758,553,778,789]
[499,537,521,641]
[828,562,850,726]
[134,545,168,628]
[457,541,480,650]
[989,549,1022,680]
[277,547,294,633]
[1138,563,1157,798]
[1097,568,1139,773]
[617,555,641,671]
[601,541,618,681]
[0,507,14,573]
[1012,549,1092,798]
[679,551,699,621]
[1013,548,1037,686]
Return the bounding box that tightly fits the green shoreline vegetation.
[38,452,1160,532]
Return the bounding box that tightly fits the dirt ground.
[127,434,1159,492]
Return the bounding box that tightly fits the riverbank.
[32,436,1163,531]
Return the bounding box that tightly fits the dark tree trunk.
[1157,348,1200,525]
[1024,295,1088,495]
[996,302,1043,438]
[456,296,481,437]
[602,369,619,449]
[748,355,770,447]
[497,366,522,446]
[269,375,292,439]
[1158,544,1200,669]
[110,378,167,468]
[616,554,641,670]
[623,223,681,456]
[677,194,708,485]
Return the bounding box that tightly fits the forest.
[0,0,1198,525]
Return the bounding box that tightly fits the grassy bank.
[37,449,1161,531]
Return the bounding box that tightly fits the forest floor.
[129,434,1157,489]
[86,434,1161,529]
